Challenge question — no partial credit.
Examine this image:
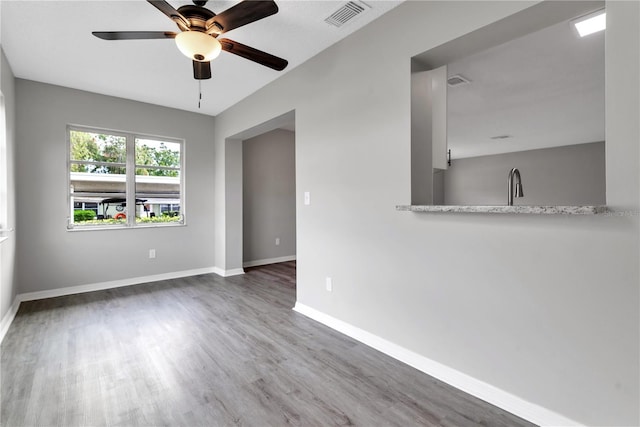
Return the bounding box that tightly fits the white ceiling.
[0,0,402,116]
[447,14,605,159]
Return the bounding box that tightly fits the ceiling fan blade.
[208,0,278,34]
[92,31,178,40]
[147,0,190,29]
[220,38,288,71]
[193,61,212,80]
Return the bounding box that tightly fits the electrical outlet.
[149,249,156,259]
[275,238,280,246]
[325,277,332,292]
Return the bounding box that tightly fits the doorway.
[242,127,296,268]
[225,110,297,291]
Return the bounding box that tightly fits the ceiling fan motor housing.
[177,5,215,31]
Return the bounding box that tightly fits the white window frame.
[67,124,186,230]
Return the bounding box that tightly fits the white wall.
[0,47,17,325]
[444,141,606,206]
[15,79,216,293]
[243,129,296,265]
[213,1,639,425]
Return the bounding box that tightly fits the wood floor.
[1,262,536,427]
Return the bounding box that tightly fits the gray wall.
[15,80,216,293]
[243,129,296,264]
[213,1,639,425]
[0,47,17,322]
[445,141,606,205]
[411,71,433,204]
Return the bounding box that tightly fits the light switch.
[304,191,311,205]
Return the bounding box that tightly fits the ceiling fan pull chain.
[198,80,202,108]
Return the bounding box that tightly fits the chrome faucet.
[508,168,524,206]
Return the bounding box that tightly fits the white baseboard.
[212,267,245,277]
[8,264,244,308]
[0,296,21,344]
[19,266,221,302]
[243,255,296,268]
[293,302,582,427]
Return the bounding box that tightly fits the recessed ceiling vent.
[447,74,471,87]
[325,1,371,28]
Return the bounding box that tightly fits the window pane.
[136,168,181,225]
[135,138,180,169]
[70,172,126,226]
[70,130,126,172]
[135,198,181,224]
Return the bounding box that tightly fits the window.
[68,126,184,229]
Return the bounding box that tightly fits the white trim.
[0,296,20,344]
[293,302,583,427]
[212,267,245,277]
[243,255,296,268]
[19,267,220,302]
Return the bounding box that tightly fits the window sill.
[67,222,186,232]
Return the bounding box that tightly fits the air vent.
[325,1,370,28]
[447,74,471,87]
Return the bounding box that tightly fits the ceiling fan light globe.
[175,31,221,62]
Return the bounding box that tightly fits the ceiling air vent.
[325,1,370,28]
[447,74,471,87]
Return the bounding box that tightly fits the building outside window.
[73,202,98,215]
[68,126,184,229]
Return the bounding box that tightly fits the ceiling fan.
[92,0,288,80]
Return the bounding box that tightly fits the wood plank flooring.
[1,262,537,426]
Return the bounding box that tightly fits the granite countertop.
[396,205,608,215]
